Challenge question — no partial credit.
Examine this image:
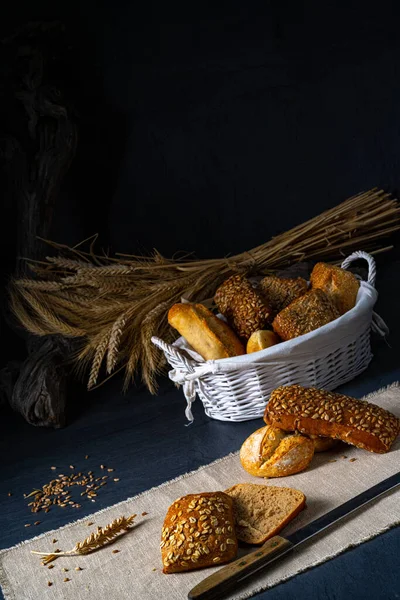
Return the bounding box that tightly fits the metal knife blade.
[188,472,400,600]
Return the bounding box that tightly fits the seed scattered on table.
[75,566,83,571]
[113,478,120,482]
[69,465,75,469]
[62,568,69,572]
[87,522,94,526]
[34,521,41,526]
[349,458,357,462]
[47,581,53,587]
[328,460,337,463]
[341,456,348,459]
[48,565,54,570]
[142,512,148,516]
[50,466,57,470]
[85,455,89,459]
[7,492,12,497]
[107,468,114,472]
[100,465,105,469]
[112,549,120,554]
[63,577,70,582]
[152,568,157,571]
[24,524,31,527]
[52,539,57,543]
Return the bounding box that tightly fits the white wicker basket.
[152,251,388,423]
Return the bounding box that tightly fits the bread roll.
[310,262,359,314]
[240,425,314,477]
[214,275,271,340]
[224,483,306,545]
[259,275,308,319]
[161,492,238,573]
[246,330,280,354]
[309,435,339,452]
[264,385,400,453]
[272,289,340,341]
[168,303,245,360]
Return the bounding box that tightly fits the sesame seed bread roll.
[310,262,360,314]
[160,492,238,573]
[168,303,245,360]
[240,425,314,478]
[272,289,340,341]
[264,385,400,454]
[246,330,280,354]
[214,274,271,340]
[259,275,308,319]
[224,483,306,545]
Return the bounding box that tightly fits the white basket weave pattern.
[152,252,386,423]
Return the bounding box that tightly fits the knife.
[188,472,400,600]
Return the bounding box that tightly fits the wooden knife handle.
[188,535,293,600]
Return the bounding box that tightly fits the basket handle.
[340,251,376,287]
[151,336,197,372]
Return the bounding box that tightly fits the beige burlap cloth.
[1,384,399,600]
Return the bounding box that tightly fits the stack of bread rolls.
[167,262,360,361]
[239,385,400,479]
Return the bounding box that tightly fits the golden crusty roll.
[310,262,360,315]
[239,425,315,478]
[168,303,245,360]
[214,274,271,340]
[264,385,400,454]
[161,492,238,573]
[246,330,280,354]
[272,288,340,341]
[259,276,308,319]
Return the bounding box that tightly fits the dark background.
[1,1,400,356]
[1,5,400,599]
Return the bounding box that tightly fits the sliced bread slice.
[225,483,306,545]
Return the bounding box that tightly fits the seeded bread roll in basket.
[214,274,271,340]
[259,275,308,319]
[272,288,340,341]
[161,492,238,573]
[225,484,306,545]
[310,262,360,314]
[264,385,400,453]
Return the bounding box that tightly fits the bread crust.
[168,303,245,360]
[272,289,340,341]
[259,276,308,318]
[240,426,314,477]
[214,275,271,340]
[224,483,306,545]
[310,262,359,314]
[161,492,238,573]
[264,385,400,453]
[246,330,280,354]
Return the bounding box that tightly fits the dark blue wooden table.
[1,260,399,600]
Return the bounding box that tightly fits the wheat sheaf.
[10,188,400,393]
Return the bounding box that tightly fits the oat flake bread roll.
[168,303,245,360]
[214,274,271,340]
[272,288,340,341]
[264,385,400,453]
[225,483,306,545]
[160,492,238,573]
[240,425,315,477]
[259,275,308,319]
[310,262,360,315]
